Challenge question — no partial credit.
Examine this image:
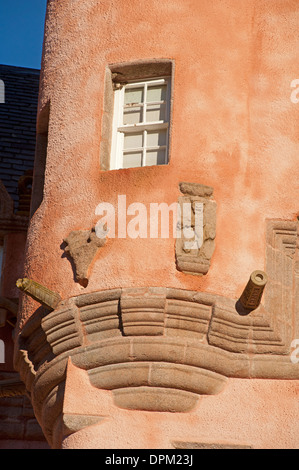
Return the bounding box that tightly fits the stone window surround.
[100,59,174,171]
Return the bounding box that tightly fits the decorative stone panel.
[175,182,216,275]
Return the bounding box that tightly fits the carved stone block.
[165,298,212,339]
[79,292,122,342]
[120,287,166,336]
[176,182,216,275]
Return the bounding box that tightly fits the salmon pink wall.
[19,0,298,323]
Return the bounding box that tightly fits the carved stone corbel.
[63,226,106,287]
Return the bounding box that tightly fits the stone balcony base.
[14,224,299,447]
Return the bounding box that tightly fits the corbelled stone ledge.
[13,217,299,447]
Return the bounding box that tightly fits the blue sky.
[0,1,47,70]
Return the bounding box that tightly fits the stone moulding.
[14,218,299,447]
[176,182,216,276]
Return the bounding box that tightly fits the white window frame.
[110,77,171,170]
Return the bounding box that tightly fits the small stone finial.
[16,278,61,310]
[239,270,268,311]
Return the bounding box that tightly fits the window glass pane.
[145,149,166,166]
[147,129,167,147]
[146,104,165,122]
[123,106,143,125]
[147,85,167,102]
[123,152,142,168]
[124,87,144,105]
[124,132,143,150]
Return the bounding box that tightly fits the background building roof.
[0,64,39,211]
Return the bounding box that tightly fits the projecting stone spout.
[16,278,61,310]
[238,270,268,312]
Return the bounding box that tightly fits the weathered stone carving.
[14,219,299,448]
[176,182,216,275]
[63,227,106,286]
[16,278,61,311]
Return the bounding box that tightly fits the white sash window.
[110,77,171,170]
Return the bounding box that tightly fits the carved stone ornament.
[14,218,299,448]
[176,182,216,275]
[63,226,106,286]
